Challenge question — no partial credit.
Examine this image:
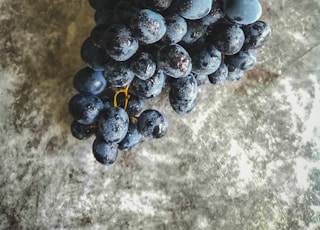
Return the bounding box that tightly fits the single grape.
[130,9,166,44]
[92,138,118,165]
[118,95,145,116]
[70,120,96,140]
[104,24,139,61]
[99,94,113,110]
[224,0,262,25]
[90,25,109,48]
[189,42,222,75]
[97,106,129,143]
[157,44,192,78]
[129,70,166,98]
[169,74,198,101]
[138,109,168,138]
[118,119,142,151]
[169,74,198,114]
[169,93,197,114]
[104,60,135,88]
[176,0,212,20]
[208,61,228,85]
[73,67,106,95]
[130,52,156,80]
[242,20,272,50]
[69,93,104,125]
[207,22,245,55]
[194,73,208,86]
[182,20,208,44]
[226,67,245,81]
[161,14,187,44]
[80,37,110,71]
[224,49,257,71]
[201,0,225,26]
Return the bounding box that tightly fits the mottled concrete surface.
[0,0,320,229]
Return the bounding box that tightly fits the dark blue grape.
[201,0,225,26]
[104,24,139,61]
[99,94,113,110]
[71,120,96,140]
[161,15,187,44]
[97,107,129,143]
[130,9,166,44]
[129,70,166,98]
[208,22,245,55]
[118,119,142,151]
[130,52,156,80]
[104,60,135,88]
[182,20,208,44]
[90,25,109,48]
[138,109,168,138]
[194,73,208,86]
[169,93,197,114]
[170,74,198,101]
[224,49,256,71]
[226,67,244,81]
[224,0,262,25]
[81,37,110,71]
[157,44,192,78]
[69,93,104,125]
[169,74,198,114]
[208,61,228,85]
[242,20,272,50]
[189,42,222,75]
[118,95,145,116]
[92,138,118,165]
[177,0,212,20]
[73,67,106,95]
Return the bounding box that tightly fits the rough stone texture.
[0,0,320,229]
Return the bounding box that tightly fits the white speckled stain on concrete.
[1,0,320,229]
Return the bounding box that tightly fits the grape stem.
[113,84,131,110]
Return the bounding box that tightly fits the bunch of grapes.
[69,0,271,165]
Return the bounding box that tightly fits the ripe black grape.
[208,22,245,55]
[129,70,166,98]
[242,20,272,50]
[130,9,166,44]
[104,60,135,88]
[118,119,142,151]
[224,0,262,25]
[138,109,168,139]
[130,52,156,80]
[97,106,129,143]
[169,74,198,114]
[73,67,106,95]
[104,24,139,61]
[157,44,192,78]
[80,37,109,71]
[176,0,212,20]
[92,138,118,165]
[208,62,228,85]
[69,93,104,125]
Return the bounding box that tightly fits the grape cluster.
[69,0,271,165]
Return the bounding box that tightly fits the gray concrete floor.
[0,0,320,229]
